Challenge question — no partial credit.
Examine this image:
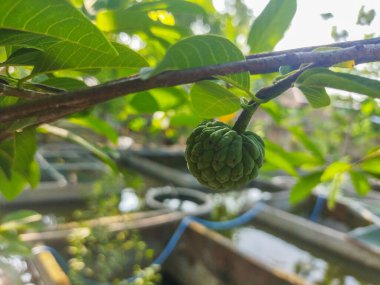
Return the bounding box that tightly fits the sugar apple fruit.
[185,121,265,191]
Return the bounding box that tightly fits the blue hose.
[35,201,266,284]
[309,195,326,222]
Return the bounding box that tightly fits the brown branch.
[1,38,380,135]
[246,36,380,59]
[0,84,54,99]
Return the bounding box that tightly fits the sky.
[242,0,379,50]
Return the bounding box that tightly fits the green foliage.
[144,34,250,89]
[0,31,148,75]
[96,0,206,44]
[290,171,323,204]
[349,171,371,196]
[37,124,119,172]
[248,0,297,53]
[0,209,43,255]
[0,0,379,204]
[0,128,39,199]
[190,81,241,118]
[296,68,380,105]
[0,0,116,55]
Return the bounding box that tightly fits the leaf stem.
[232,102,259,133]
[232,64,315,133]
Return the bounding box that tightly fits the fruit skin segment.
[185,121,265,191]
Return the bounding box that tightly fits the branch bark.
[1,38,380,135]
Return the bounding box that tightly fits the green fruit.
[185,121,265,191]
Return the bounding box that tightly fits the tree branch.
[1,38,380,135]
[0,83,54,99]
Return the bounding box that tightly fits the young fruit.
[185,121,265,191]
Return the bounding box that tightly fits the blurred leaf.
[38,124,118,173]
[290,171,323,204]
[0,30,148,75]
[287,151,324,168]
[289,127,325,161]
[13,128,37,177]
[39,77,87,91]
[68,116,119,144]
[349,171,371,196]
[128,87,187,114]
[151,87,188,110]
[321,161,351,181]
[144,35,250,89]
[360,157,380,175]
[0,143,13,178]
[264,141,298,176]
[321,13,334,20]
[128,92,160,113]
[248,0,297,53]
[297,85,330,108]
[26,160,40,189]
[0,234,31,256]
[357,6,376,26]
[96,0,206,39]
[190,81,241,118]
[0,169,27,200]
[0,0,116,55]
[11,130,39,188]
[328,173,343,209]
[296,68,380,100]
[170,110,201,127]
[260,100,284,123]
[2,210,40,223]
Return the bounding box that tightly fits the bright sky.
[243,0,379,50]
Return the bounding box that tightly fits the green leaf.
[349,171,371,196]
[328,173,343,209]
[0,143,13,178]
[297,86,331,108]
[296,68,380,100]
[0,169,27,200]
[13,128,37,174]
[286,151,324,168]
[96,0,206,40]
[38,124,118,173]
[360,157,380,175]
[0,30,148,75]
[0,0,116,55]
[26,159,40,189]
[4,48,43,66]
[248,0,297,53]
[68,116,119,144]
[128,87,187,114]
[290,171,323,204]
[190,81,241,118]
[321,161,351,182]
[264,140,298,176]
[13,128,40,188]
[128,92,160,113]
[2,210,41,224]
[288,127,325,161]
[39,77,87,91]
[144,34,250,89]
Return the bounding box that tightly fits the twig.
[0,83,54,99]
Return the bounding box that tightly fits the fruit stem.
[232,102,259,133]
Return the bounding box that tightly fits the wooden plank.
[20,211,187,246]
[252,205,380,271]
[165,222,309,285]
